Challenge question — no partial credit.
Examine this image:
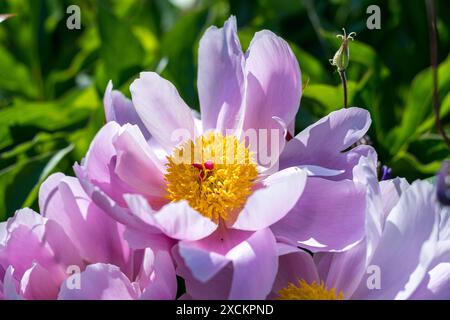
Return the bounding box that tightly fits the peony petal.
[138,248,177,300]
[314,241,367,299]
[272,177,366,252]
[198,16,244,131]
[40,174,131,273]
[58,263,139,300]
[78,121,135,206]
[279,107,371,177]
[270,243,319,298]
[113,124,166,198]
[226,228,278,299]
[130,72,196,152]
[410,263,450,299]
[125,194,218,241]
[174,228,278,300]
[2,266,22,300]
[230,167,307,231]
[352,181,439,299]
[103,81,151,139]
[352,150,383,260]
[379,177,410,226]
[241,30,301,134]
[20,263,60,300]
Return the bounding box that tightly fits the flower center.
[165,132,258,223]
[277,279,344,300]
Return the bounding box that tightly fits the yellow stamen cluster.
[165,132,258,222]
[277,279,344,300]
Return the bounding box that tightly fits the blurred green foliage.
[0,0,449,219]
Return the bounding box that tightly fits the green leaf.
[302,82,358,116]
[0,87,99,151]
[21,143,74,208]
[0,144,72,219]
[386,54,450,154]
[97,3,144,87]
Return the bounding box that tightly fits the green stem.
[339,70,348,108]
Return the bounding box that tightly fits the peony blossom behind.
[72,16,374,299]
[0,173,176,300]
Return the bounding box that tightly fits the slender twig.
[339,70,348,108]
[425,0,450,149]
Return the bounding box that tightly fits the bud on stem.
[330,28,355,108]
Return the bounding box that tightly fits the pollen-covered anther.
[165,132,258,223]
[277,279,344,300]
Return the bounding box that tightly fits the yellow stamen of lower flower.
[165,132,258,222]
[277,279,344,300]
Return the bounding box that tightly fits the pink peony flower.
[272,152,450,300]
[0,173,176,300]
[73,16,371,299]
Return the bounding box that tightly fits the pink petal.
[125,194,218,241]
[20,263,60,300]
[198,16,244,131]
[138,249,177,300]
[78,121,133,206]
[103,81,151,139]
[2,266,22,300]
[130,72,196,152]
[40,173,131,273]
[230,167,307,231]
[279,107,371,178]
[58,263,139,300]
[174,228,278,299]
[352,181,439,299]
[272,177,366,252]
[241,30,301,134]
[270,243,319,298]
[113,124,166,198]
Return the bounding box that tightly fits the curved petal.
[103,81,151,139]
[20,263,59,300]
[138,249,177,300]
[198,16,244,131]
[352,181,439,299]
[39,173,131,273]
[230,167,307,231]
[241,30,301,133]
[125,194,218,241]
[410,263,450,299]
[174,228,278,300]
[0,209,62,279]
[272,177,366,252]
[352,150,383,260]
[270,243,319,298]
[74,165,154,232]
[130,72,195,152]
[58,264,139,300]
[113,124,166,198]
[314,241,367,299]
[279,107,371,176]
[379,178,410,226]
[78,121,134,206]
[2,266,22,300]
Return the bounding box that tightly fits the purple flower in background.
[0,174,176,300]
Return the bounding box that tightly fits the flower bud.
[329,28,356,72]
